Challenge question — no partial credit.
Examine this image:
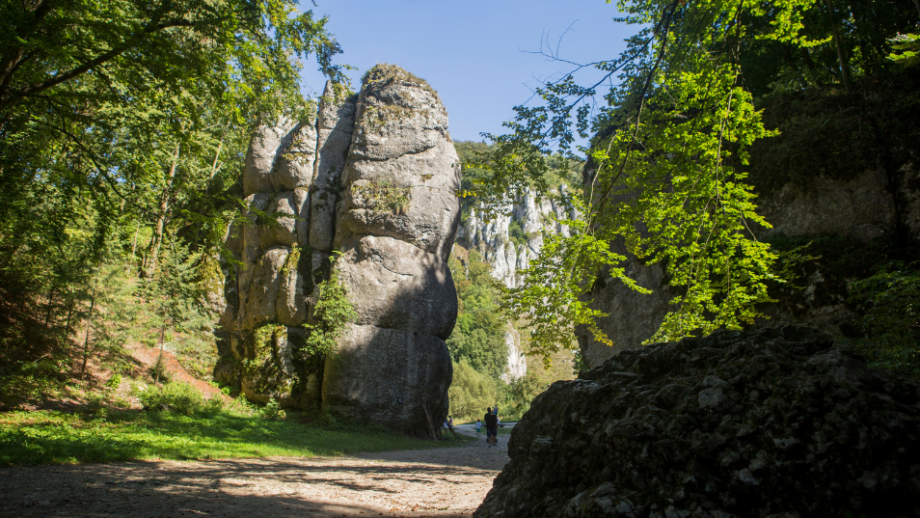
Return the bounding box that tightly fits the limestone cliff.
[215,65,460,436]
[456,185,578,289]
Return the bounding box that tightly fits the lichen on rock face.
[475,326,920,518]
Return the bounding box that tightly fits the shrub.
[137,382,222,416]
[260,398,286,420]
[847,262,920,376]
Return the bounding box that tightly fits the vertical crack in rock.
[216,68,460,435]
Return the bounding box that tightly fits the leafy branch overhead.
[469,0,917,357]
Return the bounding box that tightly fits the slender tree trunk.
[130,220,140,270]
[80,292,96,380]
[824,0,852,93]
[64,294,76,334]
[154,319,167,384]
[912,0,920,19]
[210,136,224,180]
[143,144,180,277]
[44,284,57,329]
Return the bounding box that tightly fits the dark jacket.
[484,412,498,428]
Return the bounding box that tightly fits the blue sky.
[299,0,637,146]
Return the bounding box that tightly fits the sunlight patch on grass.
[0,410,471,466]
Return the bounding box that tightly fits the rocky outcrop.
[476,326,920,518]
[322,66,460,433]
[216,66,460,434]
[454,185,577,381]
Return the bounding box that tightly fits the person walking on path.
[484,407,498,447]
[476,419,482,436]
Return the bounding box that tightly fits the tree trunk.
[154,319,167,384]
[44,284,57,329]
[824,0,852,93]
[912,0,920,19]
[80,293,96,380]
[143,144,180,277]
[130,220,140,271]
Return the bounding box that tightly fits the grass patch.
[0,409,471,466]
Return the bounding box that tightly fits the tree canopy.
[468,0,919,358]
[0,0,344,384]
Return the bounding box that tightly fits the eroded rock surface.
[216,66,459,434]
[476,326,920,518]
[323,66,460,433]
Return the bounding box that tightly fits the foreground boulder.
[476,326,920,518]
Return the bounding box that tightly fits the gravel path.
[0,431,509,518]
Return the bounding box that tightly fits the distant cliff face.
[215,65,460,436]
[452,184,579,381]
[456,185,578,289]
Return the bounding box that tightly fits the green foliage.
[447,249,508,378]
[847,263,920,376]
[260,398,287,420]
[0,0,345,394]
[889,34,920,67]
[0,408,468,466]
[464,0,913,357]
[105,374,122,391]
[448,360,500,423]
[303,255,357,360]
[137,382,223,416]
[503,373,549,418]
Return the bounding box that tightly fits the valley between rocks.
[0,433,509,518]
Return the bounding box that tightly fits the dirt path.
[0,431,509,518]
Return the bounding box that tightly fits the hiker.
[484,407,498,447]
[476,419,482,435]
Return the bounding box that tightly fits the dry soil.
[0,430,509,518]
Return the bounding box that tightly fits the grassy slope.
[0,409,471,466]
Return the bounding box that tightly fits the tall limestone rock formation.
[215,65,460,435]
[323,65,460,431]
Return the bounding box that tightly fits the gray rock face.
[754,169,896,242]
[322,324,452,432]
[476,326,920,518]
[577,242,677,369]
[334,235,457,339]
[216,67,460,434]
[311,82,357,253]
[322,68,460,435]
